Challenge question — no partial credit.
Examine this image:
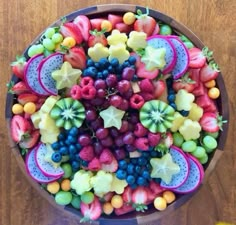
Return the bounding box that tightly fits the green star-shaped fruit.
[150,153,180,184]
[141,45,166,71]
[99,105,125,129]
[51,61,82,89]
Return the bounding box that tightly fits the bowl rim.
[5,4,229,225]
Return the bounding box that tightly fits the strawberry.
[115,23,133,33]
[173,73,196,92]
[149,180,165,195]
[153,80,166,98]
[80,197,102,222]
[114,204,134,216]
[134,137,149,151]
[79,145,95,162]
[148,132,161,146]
[136,62,159,79]
[63,47,86,69]
[188,48,206,68]
[99,148,113,164]
[140,92,155,101]
[152,23,160,35]
[144,187,157,202]
[199,112,227,132]
[192,80,206,96]
[73,15,91,41]
[88,30,108,47]
[7,81,31,95]
[90,18,105,31]
[195,93,217,112]
[101,157,118,172]
[108,14,123,28]
[122,186,133,203]
[88,157,101,171]
[19,129,40,149]
[161,132,173,148]
[10,115,32,142]
[134,8,157,36]
[102,192,114,202]
[60,22,83,44]
[17,93,39,105]
[11,55,27,80]
[131,186,148,212]
[200,61,220,82]
[139,78,155,93]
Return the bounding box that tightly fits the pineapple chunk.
[40,95,60,114]
[175,89,195,111]
[188,103,203,121]
[170,112,186,132]
[31,111,41,129]
[40,129,59,144]
[179,119,202,141]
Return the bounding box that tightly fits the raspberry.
[99,148,113,164]
[81,85,96,99]
[70,85,82,100]
[130,94,144,109]
[79,145,95,161]
[134,123,148,137]
[139,78,154,93]
[134,137,149,151]
[88,157,101,171]
[80,76,94,87]
[140,92,155,101]
[148,132,161,146]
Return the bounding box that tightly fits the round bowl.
[5,4,229,225]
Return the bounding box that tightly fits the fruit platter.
[5,4,229,224]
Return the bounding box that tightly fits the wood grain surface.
[0,0,235,225]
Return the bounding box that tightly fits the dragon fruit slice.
[147,35,177,74]
[35,142,64,178]
[160,146,190,189]
[167,36,190,79]
[188,154,205,183]
[24,54,49,96]
[38,52,63,95]
[25,146,61,183]
[172,153,203,193]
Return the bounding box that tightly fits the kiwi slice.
[140,100,175,133]
[50,97,85,130]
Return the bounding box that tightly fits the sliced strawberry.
[60,22,83,44]
[99,148,113,164]
[7,81,31,95]
[200,61,220,82]
[195,93,217,112]
[189,68,200,89]
[161,132,173,148]
[88,30,108,47]
[17,93,39,105]
[79,145,95,162]
[136,62,159,79]
[173,73,196,93]
[122,186,133,203]
[192,80,206,96]
[131,186,148,212]
[152,23,160,35]
[149,180,165,195]
[139,78,155,93]
[188,47,206,68]
[115,23,133,33]
[134,8,157,36]
[19,129,40,149]
[114,204,134,216]
[80,197,102,222]
[63,47,86,69]
[10,115,32,142]
[108,14,123,28]
[101,157,118,172]
[199,112,226,132]
[102,192,115,202]
[88,157,101,171]
[73,15,91,41]
[90,18,105,31]
[145,187,157,202]
[153,80,166,98]
[11,55,27,80]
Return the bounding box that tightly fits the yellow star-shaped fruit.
[99,105,125,129]
[51,61,82,90]
[141,45,166,71]
[109,43,130,64]
[150,153,180,184]
[88,43,109,62]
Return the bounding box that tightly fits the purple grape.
[118,99,129,111]
[114,148,126,160]
[125,144,136,152]
[94,141,103,156]
[117,80,131,94]
[122,88,133,99]
[109,95,122,107]
[101,135,113,147]
[97,89,106,98]
[130,113,139,123]
[90,97,105,106]
[90,118,103,130]
[94,79,107,89]
[115,135,124,147]
[119,120,129,133]
[110,127,119,137]
[122,67,135,80]
[123,131,135,145]
[96,128,109,139]
[78,134,91,146]
[85,109,97,121]
[106,74,118,87]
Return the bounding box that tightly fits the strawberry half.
[153,80,166,98]
[173,72,196,93]
[101,157,118,172]
[99,148,113,164]
[188,47,206,68]
[10,115,32,142]
[90,18,105,31]
[63,47,86,69]
[88,30,108,47]
[80,197,102,222]
[199,112,227,132]
[60,22,83,44]
[11,55,27,80]
[19,129,40,149]
[200,61,220,82]
[131,186,148,212]
[73,15,91,41]
[7,81,31,95]
[108,14,123,28]
[79,145,95,162]
[17,93,39,105]
[122,186,133,203]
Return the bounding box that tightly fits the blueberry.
[130,158,138,165]
[167,94,176,103]
[128,56,136,65]
[138,157,147,166]
[170,102,177,110]
[59,140,65,147]
[97,72,103,79]
[130,183,138,189]
[166,78,173,87]
[142,170,150,180]
[51,152,62,163]
[132,74,138,81]
[58,133,66,141]
[86,59,94,67]
[75,143,82,151]
[67,135,77,144]
[59,146,69,155]
[137,176,147,186]
[108,65,114,73]
[135,165,142,174]
[69,153,76,161]
[99,57,109,68]
[69,127,79,137]
[71,160,80,171]
[180,110,189,117]
[126,175,136,185]
[146,164,152,171]
[110,58,119,67]
[86,66,97,78]
[116,169,127,180]
[142,152,150,158]
[51,142,60,150]
[168,89,175,95]
[69,145,77,154]
[102,70,109,77]
[127,164,135,174]
[64,139,71,146]
[122,61,130,68]
[154,178,162,183]
[80,160,88,167]
[94,62,100,68]
[74,154,81,162]
[118,160,128,170]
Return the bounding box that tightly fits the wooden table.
[0,0,235,224]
